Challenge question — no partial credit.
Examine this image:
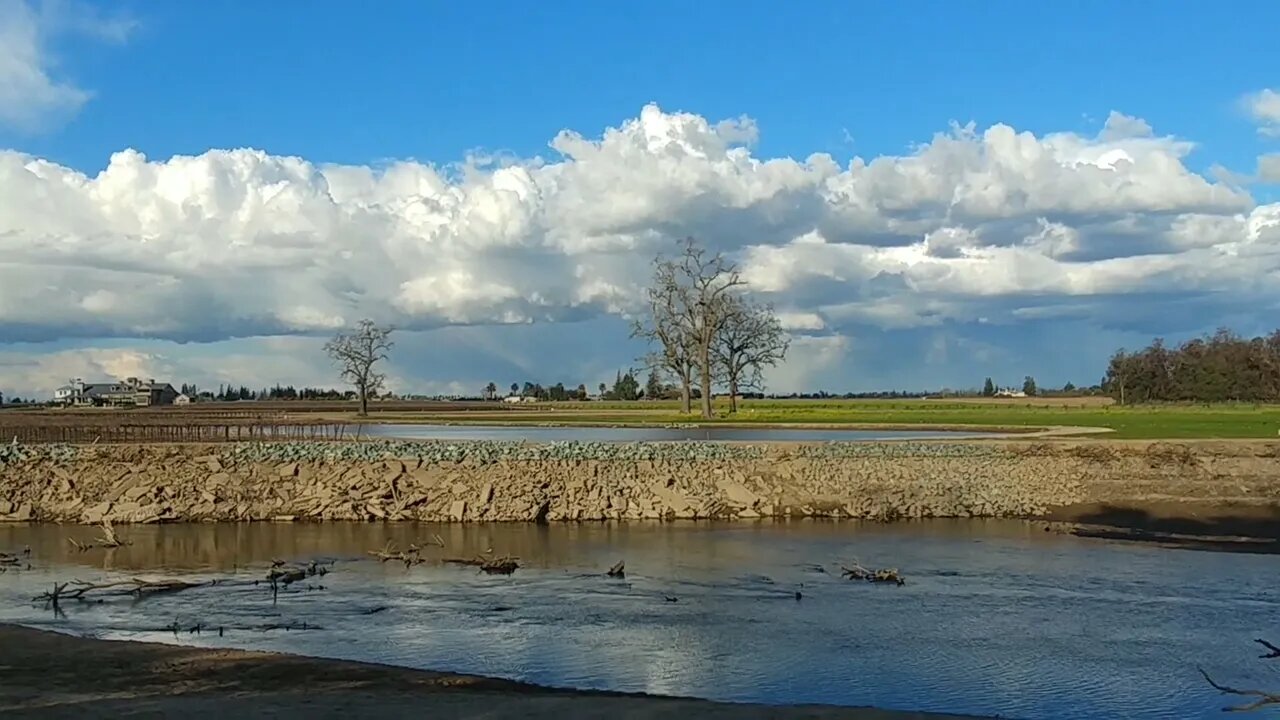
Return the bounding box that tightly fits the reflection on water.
[0,520,1271,720]
[359,424,1005,442]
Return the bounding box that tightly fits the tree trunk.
[699,364,713,419]
[729,378,738,414]
[359,388,369,416]
[679,376,691,414]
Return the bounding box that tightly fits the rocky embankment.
[1,440,1278,525]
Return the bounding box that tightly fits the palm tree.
[484,382,497,400]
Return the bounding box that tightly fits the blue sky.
[1,0,1279,398]
[12,1,1280,173]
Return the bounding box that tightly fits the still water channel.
[359,424,1007,442]
[0,520,1272,719]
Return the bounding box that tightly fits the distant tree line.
[1104,328,1280,404]
[195,384,358,402]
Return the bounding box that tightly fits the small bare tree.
[324,319,394,416]
[714,297,789,413]
[634,237,743,419]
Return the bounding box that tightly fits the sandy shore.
[0,624,979,719]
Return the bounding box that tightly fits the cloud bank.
[2,96,1280,396]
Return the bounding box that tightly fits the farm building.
[54,378,180,408]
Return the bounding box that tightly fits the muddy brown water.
[0,520,1273,719]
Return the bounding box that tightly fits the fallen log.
[841,562,905,586]
[607,560,625,578]
[445,554,520,575]
[34,578,209,604]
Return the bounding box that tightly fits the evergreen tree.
[982,377,995,397]
[645,370,665,400]
[1022,376,1037,396]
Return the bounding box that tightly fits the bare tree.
[714,297,789,413]
[1200,639,1280,712]
[634,237,743,419]
[324,319,394,416]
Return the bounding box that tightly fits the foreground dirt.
[0,625,977,719]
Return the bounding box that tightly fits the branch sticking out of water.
[67,522,128,552]
[1198,666,1280,712]
[607,560,625,578]
[368,541,427,568]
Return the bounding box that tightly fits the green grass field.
[352,398,1280,440]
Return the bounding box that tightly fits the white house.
[502,395,538,404]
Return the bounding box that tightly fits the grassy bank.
[339,398,1280,440]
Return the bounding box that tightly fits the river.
[0,520,1272,719]
[358,424,1007,442]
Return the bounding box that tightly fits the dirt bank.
[0,624,976,719]
[1,440,1278,532]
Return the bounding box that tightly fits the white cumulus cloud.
[2,102,1279,396]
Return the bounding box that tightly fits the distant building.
[54,378,179,408]
[994,389,1028,398]
[502,395,538,404]
[174,393,192,406]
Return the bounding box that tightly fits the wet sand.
[0,624,980,719]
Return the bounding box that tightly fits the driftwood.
[607,560,625,578]
[267,560,328,586]
[264,560,330,603]
[0,549,30,572]
[368,541,427,568]
[445,554,520,575]
[1199,639,1280,712]
[34,578,207,605]
[841,562,905,586]
[68,522,128,552]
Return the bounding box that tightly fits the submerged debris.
[606,560,625,578]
